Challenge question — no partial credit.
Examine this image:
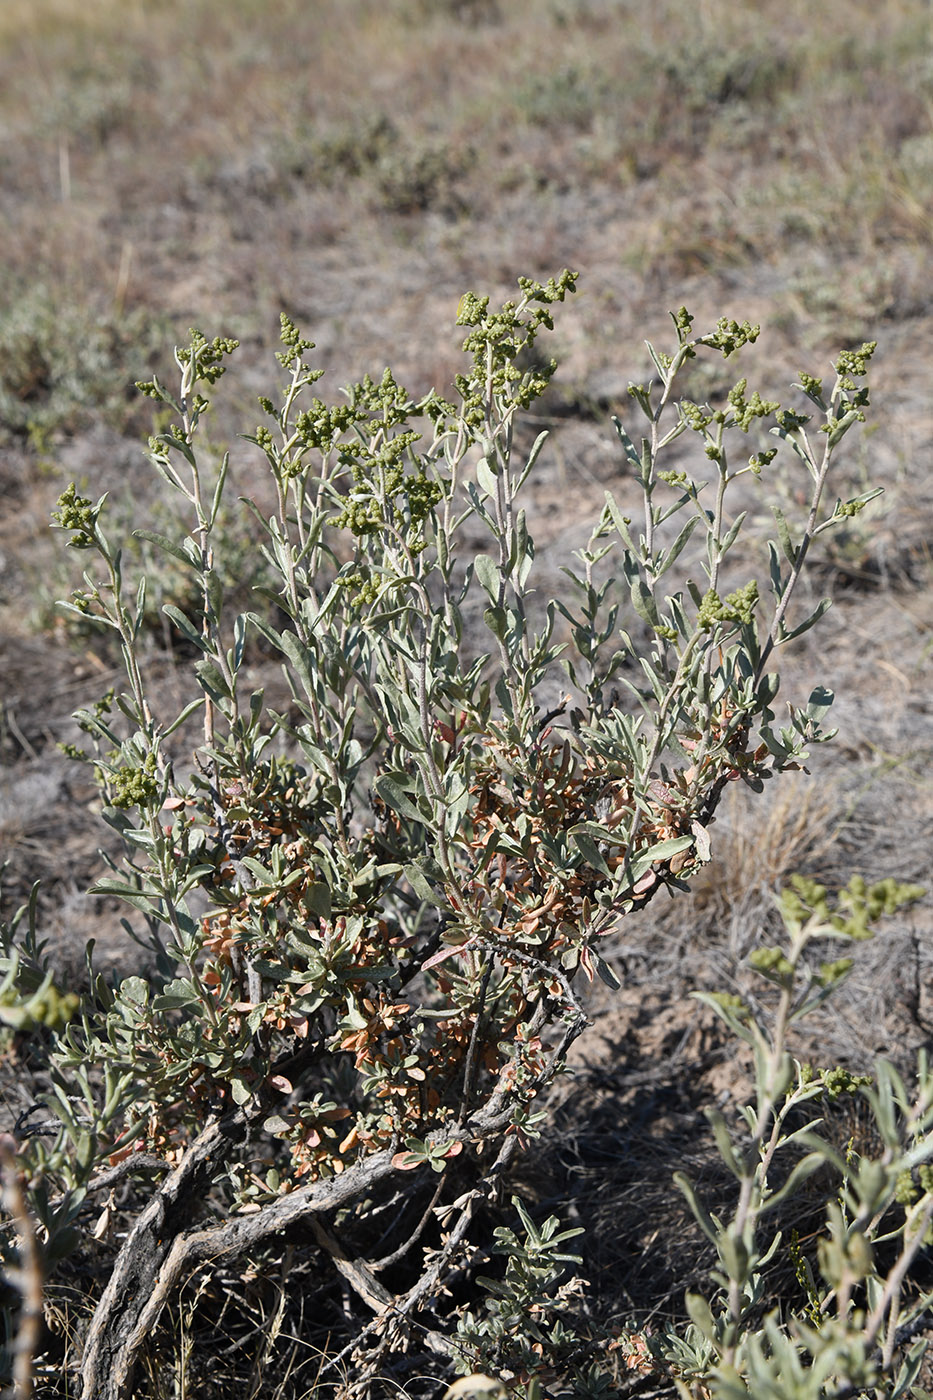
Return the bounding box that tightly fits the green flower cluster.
[699,316,760,357]
[51,482,100,549]
[147,423,188,452]
[679,399,715,431]
[779,873,926,941]
[337,570,381,608]
[833,497,869,519]
[797,370,824,401]
[0,981,80,1032]
[834,340,877,389]
[727,377,779,432]
[709,991,749,1017]
[318,369,443,541]
[820,1064,872,1099]
[334,442,441,541]
[455,270,577,422]
[775,406,811,432]
[816,956,854,987]
[296,400,358,456]
[836,874,927,939]
[275,312,317,371]
[749,944,794,981]
[895,1163,933,1208]
[176,329,239,385]
[697,580,759,630]
[672,306,696,341]
[109,751,160,810]
[748,447,778,473]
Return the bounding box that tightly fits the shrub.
[0,286,160,449]
[0,273,911,1398]
[652,873,930,1400]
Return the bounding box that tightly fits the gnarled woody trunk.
[76,1069,547,1398]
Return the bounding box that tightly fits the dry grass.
[2,0,931,332]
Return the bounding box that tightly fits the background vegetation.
[0,0,931,1395]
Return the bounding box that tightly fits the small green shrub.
[291,113,397,185]
[401,0,502,24]
[0,286,160,448]
[515,66,608,133]
[273,114,473,215]
[652,874,929,1400]
[0,273,914,1398]
[374,140,475,215]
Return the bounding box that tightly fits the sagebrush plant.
[652,873,931,1400]
[0,271,911,1397]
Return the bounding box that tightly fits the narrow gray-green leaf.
[209,452,230,529]
[280,630,315,694]
[683,1292,718,1346]
[163,604,207,652]
[569,820,626,848]
[779,597,832,644]
[611,415,642,469]
[767,540,784,601]
[771,505,797,565]
[194,656,231,701]
[374,775,427,826]
[644,340,670,384]
[758,1152,826,1214]
[603,491,636,552]
[627,835,693,884]
[706,1107,744,1180]
[246,611,284,651]
[693,991,755,1047]
[153,431,196,468]
[149,456,186,494]
[718,510,747,556]
[205,569,224,624]
[656,514,699,577]
[475,456,499,498]
[515,429,549,491]
[630,576,660,627]
[133,530,197,567]
[570,830,612,878]
[132,576,147,638]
